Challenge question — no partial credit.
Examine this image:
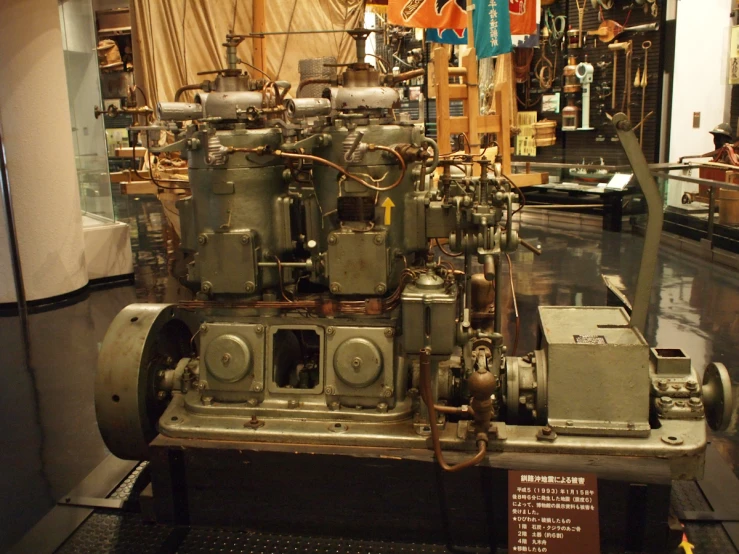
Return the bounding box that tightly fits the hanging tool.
[608,40,632,120]
[544,8,567,49]
[587,20,659,43]
[575,0,587,48]
[639,40,651,146]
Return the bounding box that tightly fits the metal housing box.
[196,231,257,294]
[401,280,458,355]
[326,229,388,295]
[539,306,650,436]
[199,323,265,400]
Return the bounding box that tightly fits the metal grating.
[108,462,149,501]
[672,480,738,553]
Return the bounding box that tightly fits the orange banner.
[509,0,537,35]
[388,0,467,29]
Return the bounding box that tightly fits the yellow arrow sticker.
[679,538,695,554]
[381,197,395,226]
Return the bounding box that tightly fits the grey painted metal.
[613,113,664,335]
[95,304,192,460]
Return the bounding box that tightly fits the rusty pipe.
[388,68,425,85]
[419,348,487,472]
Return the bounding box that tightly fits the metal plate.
[333,337,382,388]
[204,334,252,383]
[95,304,192,460]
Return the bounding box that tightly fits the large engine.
[95,30,731,482]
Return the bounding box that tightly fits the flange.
[95,304,192,460]
[702,362,733,432]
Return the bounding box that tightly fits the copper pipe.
[419,348,487,472]
[434,404,475,418]
[174,83,204,102]
[296,77,335,97]
[389,68,425,84]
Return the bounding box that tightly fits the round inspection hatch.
[333,337,383,388]
[205,334,252,383]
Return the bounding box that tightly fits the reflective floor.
[0,219,737,552]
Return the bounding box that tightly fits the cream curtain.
[131,0,365,106]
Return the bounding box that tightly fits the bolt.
[241,234,251,245]
[675,400,686,407]
[246,398,258,407]
[616,119,631,131]
[221,353,231,365]
[329,401,340,411]
[686,379,698,391]
[384,328,394,338]
[660,396,673,406]
[202,396,213,406]
[566,420,574,427]
[376,402,388,413]
[325,385,335,395]
[199,323,208,333]
[689,397,702,407]
[245,281,256,293]
[657,379,668,390]
[627,422,635,430]
[326,326,335,336]
[255,324,264,334]
[252,383,263,392]
[374,234,384,245]
[375,283,387,294]
[330,283,341,294]
[671,384,681,390]
[519,395,527,405]
[198,234,208,245]
[201,281,212,293]
[287,399,299,409]
[351,357,362,369]
[382,386,394,398]
[157,390,167,400]
[542,425,552,436]
[328,234,338,245]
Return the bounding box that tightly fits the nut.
[376,402,389,413]
[382,386,394,398]
[221,353,231,365]
[198,234,208,245]
[245,281,256,293]
[202,396,213,406]
[660,396,673,406]
[325,385,335,395]
[240,234,251,245]
[329,401,340,411]
[255,324,264,334]
[156,390,167,400]
[252,383,263,392]
[657,379,668,390]
[246,398,258,407]
[328,234,338,245]
[201,281,212,293]
[351,357,362,369]
[199,323,209,332]
[375,283,387,294]
[287,399,299,409]
[374,234,384,245]
[686,379,698,391]
[542,425,553,436]
[384,328,394,338]
[326,326,335,336]
[330,283,341,294]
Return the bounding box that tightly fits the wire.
[131,141,191,189]
[435,238,462,257]
[503,172,526,215]
[505,253,520,356]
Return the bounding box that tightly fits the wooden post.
[252,0,267,78]
[434,46,451,156]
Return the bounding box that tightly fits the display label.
[508,470,600,554]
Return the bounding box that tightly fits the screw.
[252,383,263,392]
[198,234,208,245]
[657,379,668,390]
[199,323,208,333]
[376,402,388,413]
[325,385,335,395]
[201,281,212,293]
[326,326,335,336]
[566,420,574,427]
[202,396,213,406]
[351,357,362,369]
[686,379,698,391]
[197,380,208,391]
[247,398,258,407]
[241,234,251,245]
[382,386,394,398]
[374,234,384,245]
[329,401,340,411]
[245,281,256,293]
[384,328,394,338]
[542,425,552,436]
[255,324,264,334]
[660,396,673,406]
[375,283,387,294]
[328,234,338,245]
[221,353,231,365]
[287,399,299,409]
[330,283,341,293]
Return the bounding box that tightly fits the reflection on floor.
[0,219,736,552]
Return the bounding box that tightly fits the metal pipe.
[174,83,204,102]
[296,77,336,97]
[707,186,716,244]
[612,113,663,335]
[493,254,503,334]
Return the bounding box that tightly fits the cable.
[503,172,526,215]
[505,253,520,356]
[435,238,462,258]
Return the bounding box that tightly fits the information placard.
[508,470,600,554]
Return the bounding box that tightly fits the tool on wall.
[608,40,632,119]
[639,40,651,146]
[576,61,595,130]
[587,20,659,43]
[575,0,586,48]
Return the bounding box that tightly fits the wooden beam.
[121,181,187,195]
[433,46,451,156]
[448,84,468,100]
[508,172,549,188]
[252,0,267,78]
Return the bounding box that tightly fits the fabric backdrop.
[131,0,365,106]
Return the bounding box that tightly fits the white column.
[0,0,88,302]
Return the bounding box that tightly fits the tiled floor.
[0,219,736,552]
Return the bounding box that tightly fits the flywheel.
[95,304,192,460]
